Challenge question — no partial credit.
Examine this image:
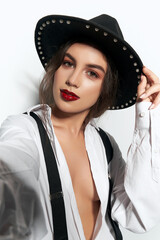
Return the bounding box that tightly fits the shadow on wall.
[16,72,42,108]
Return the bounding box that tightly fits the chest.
[56,133,99,202]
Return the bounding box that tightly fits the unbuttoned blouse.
[0,102,160,240]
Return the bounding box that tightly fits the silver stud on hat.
[35,16,142,111]
[66,20,71,24]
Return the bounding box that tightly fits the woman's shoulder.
[0,114,37,143]
[0,105,46,137]
[88,120,116,144]
[88,121,122,157]
[1,104,50,129]
[1,112,35,132]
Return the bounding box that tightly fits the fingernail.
[140,93,146,99]
[149,104,155,110]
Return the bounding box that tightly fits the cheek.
[82,81,103,104]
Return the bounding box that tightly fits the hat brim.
[35,15,143,110]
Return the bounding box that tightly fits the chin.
[55,103,89,116]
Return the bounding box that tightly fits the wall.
[1,0,160,239]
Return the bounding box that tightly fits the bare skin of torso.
[54,126,100,240]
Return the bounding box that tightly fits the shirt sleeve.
[0,114,47,240]
[109,102,160,233]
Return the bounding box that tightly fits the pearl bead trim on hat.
[36,18,141,109]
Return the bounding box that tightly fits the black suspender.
[25,112,122,240]
[29,112,68,240]
[97,128,123,240]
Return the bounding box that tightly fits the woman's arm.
[109,67,160,232]
[0,114,47,239]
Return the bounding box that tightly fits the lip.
[60,89,80,101]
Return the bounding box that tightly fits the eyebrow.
[86,64,106,74]
[64,53,106,74]
[65,53,75,62]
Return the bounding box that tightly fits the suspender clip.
[49,191,63,200]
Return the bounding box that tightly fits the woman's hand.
[137,66,160,109]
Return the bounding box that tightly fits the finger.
[146,83,151,89]
[149,92,160,109]
[143,66,159,84]
[140,83,160,100]
[137,75,147,100]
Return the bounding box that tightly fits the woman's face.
[53,43,107,116]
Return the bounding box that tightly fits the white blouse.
[0,102,160,240]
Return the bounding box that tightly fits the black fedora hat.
[35,14,143,110]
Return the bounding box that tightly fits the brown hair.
[39,39,118,125]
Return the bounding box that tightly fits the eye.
[87,70,99,78]
[62,60,74,68]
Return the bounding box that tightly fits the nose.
[65,68,81,88]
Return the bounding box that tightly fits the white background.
[0,0,160,239]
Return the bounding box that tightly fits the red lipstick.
[60,89,80,101]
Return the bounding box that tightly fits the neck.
[51,107,89,136]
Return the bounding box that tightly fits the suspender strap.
[97,128,113,165]
[29,112,68,240]
[97,128,123,240]
[25,111,122,240]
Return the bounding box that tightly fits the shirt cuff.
[135,102,160,182]
[135,102,152,129]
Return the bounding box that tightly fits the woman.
[0,14,160,240]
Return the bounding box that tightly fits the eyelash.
[87,70,99,79]
[62,60,74,68]
[62,59,99,79]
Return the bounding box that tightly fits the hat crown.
[35,13,142,110]
[90,14,124,40]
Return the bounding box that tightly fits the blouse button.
[139,112,145,118]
